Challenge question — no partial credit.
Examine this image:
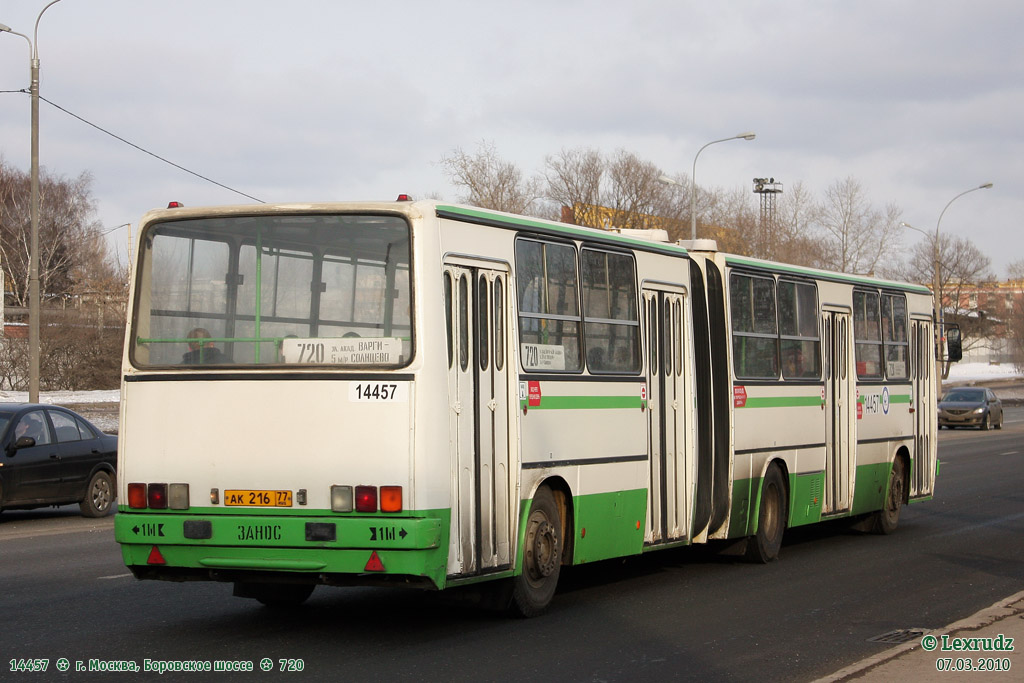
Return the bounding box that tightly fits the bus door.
[823,308,854,514]
[444,262,513,576]
[911,318,935,496]
[642,287,689,544]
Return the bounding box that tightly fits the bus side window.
[444,272,454,369]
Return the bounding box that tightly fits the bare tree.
[899,233,995,372]
[439,141,543,215]
[0,158,126,390]
[1005,259,1024,371]
[604,150,673,231]
[813,176,903,275]
[544,147,604,226]
[0,158,113,306]
[703,186,759,255]
[543,148,687,237]
[766,180,822,266]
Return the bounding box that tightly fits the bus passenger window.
[730,272,780,380]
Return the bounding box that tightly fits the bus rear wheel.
[871,456,905,535]
[511,486,562,617]
[745,464,786,563]
[234,581,315,608]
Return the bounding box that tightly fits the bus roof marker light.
[167,201,184,208]
[396,194,412,201]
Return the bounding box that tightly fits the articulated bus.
[115,199,944,615]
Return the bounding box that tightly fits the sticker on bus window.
[521,343,566,371]
[281,337,402,365]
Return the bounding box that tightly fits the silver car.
[938,387,1003,430]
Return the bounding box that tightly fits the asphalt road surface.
[3,408,1022,682]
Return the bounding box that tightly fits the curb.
[815,589,1024,682]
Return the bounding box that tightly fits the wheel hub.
[531,520,558,578]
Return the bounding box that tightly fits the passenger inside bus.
[181,327,231,365]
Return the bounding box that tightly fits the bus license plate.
[224,490,293,507]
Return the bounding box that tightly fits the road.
[2,409,1023,682]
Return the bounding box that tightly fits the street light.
[901,181,993,383]
[1,0,65,403]
[686,132,756,241]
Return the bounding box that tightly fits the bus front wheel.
[746,464,786,563]
[511,486,562,617]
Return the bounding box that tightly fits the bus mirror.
[944,325,963,362]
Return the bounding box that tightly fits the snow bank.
[0,389,120,404]
[944,362,1023,383]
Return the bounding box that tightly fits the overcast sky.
[1,0,1021,276]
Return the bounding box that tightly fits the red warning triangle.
[364,550,385,572]
[147,546,166,565]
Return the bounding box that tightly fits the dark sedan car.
[937,387,1004,430]
[0,404,117,517]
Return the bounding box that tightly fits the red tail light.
[128,483,147,509]
[148,483,168,509]
[355,486,377,512]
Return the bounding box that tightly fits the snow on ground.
[943,362,1023,383]
[0,389,120,404]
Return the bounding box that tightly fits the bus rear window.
[131,214,412,368]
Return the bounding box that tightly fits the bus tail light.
[355,486,377,513]
[331,485,353,512]
[148,483,168,509]
[128,483,147,509]
[168,483,190,510]
[380,486,402,512]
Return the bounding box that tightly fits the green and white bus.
[115,198,943,615]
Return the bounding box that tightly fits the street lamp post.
[1,0,65,403]
[688,132,755,241]
[900,182,993,383]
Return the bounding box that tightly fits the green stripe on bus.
[740,396,823,408]
[437,205,689,256]
[856,394,912,404]
[725,255,931,294]
[519,395,643,410]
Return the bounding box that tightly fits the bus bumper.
[115,510,449,590]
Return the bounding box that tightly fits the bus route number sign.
[281,337,402,365]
